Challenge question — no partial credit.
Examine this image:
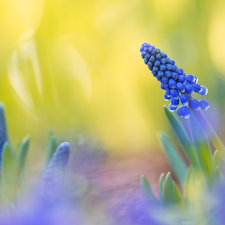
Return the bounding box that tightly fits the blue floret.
[140,42,209,119]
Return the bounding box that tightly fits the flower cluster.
[0,103,8,167]
[41,142,71,200]
[140,42,209,119]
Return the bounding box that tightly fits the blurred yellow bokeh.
[0,0,225,154]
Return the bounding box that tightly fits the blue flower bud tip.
[140,42,209,118]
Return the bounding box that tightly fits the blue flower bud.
[185,84,194,95]
[190,99,200,111]
[157,70,164,78]
[181,106,191,119]
[192,83,201,93]
[160,58,167,64]
[172,72,179,80]
[176,106,182,117]
[160,83,165,90]
[170,59,175,65]
[164,93,171,101]
[166,64,173,70]
[162,77,169,84]
[161,52,167,58]
[165,70,172,78]
[169,79,177,89]
[150,56,155,62]
[186,74,195,83]
[180,94,189,106]
[172,65,178,72]
[168,103,177,112]
[171,98,179,107]
[144,58,148,64]
[154,60,160,67]
[170,89,179,99]
[177,82,185,93]
[160,64,166,71]
[177,68,183,75]
[199,99,209,110]
[152,66,159,73]
[166,58,171,64]
[152,71,157,77]
[199,86,208,95]
[156,53,161,59]
[165,89,171,96]
[155,48,160,53]
[164,84,169,89]
[178,75,186,83]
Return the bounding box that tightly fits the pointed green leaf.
[1,143,16,201]
[164,106,199,171]
[213,150,221,170]
[189,112,214,190]
[45,133,57,167]
[173,181,183,206]
[183,166,194,203]
[161,172,176,207]
[159,173,165,200]
[159,132,187,184]
[191,110,225,161]
[15,135,30,177]
[140,175,157,205]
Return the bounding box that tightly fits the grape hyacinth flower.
[0,103,8,167]
[40,142,71,200]
[140,42,209,119]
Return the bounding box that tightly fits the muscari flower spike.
[41,142,71,200]
[140,42,209,119]
[0,103,8,167]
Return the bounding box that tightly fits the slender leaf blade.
[15,135,30,177]
[189,112,214,190]
[213,150,221,170]
[164,106,199,171]
[140,175,157,205]
[45,133,57,167]
[161,172,176,207]
[159,173,165,200]
[159,132,187,184]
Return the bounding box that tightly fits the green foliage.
[159,132,187,184]
[164,106,199,171]
[15,135,30,179]
[158,173,165,200]
[189,112,214,190]
[45,133,57,167]
[140,175,157,205]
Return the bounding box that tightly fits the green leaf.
[213,150,221,170]
[158,173,165,200]
[191,110,225,161]
[159,132,187,184]
[45,133,57,167]
[140,175,157,205]
[173,181,183,207]
[164,106,199,171]
[189,112,214,190]
[15,135,30,178]
[183,166,194,203]
[161,172,176,207]
[1,143,16,201]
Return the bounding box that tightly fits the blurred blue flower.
[40,142,71,201]
[140,42,209,119]
[0,103,8,167]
